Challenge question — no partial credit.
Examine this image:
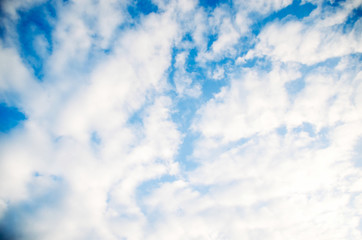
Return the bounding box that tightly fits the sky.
[0,0,361,239]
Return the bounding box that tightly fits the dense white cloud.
[193,64,300,142]
[0,46,39,105]
[1,1,182,239]
[234,0,293,19]
[0,0,361,239]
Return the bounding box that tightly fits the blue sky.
[0,0,362,239]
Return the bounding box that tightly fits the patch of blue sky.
[168,45,254,173]
[293,122,316,137]
[199,0,231,10]
[0,103,26,133]
[166,46,182,88]
[170,95,202,170]
[220,137,252,155]
[16,1,56,80]
[0,26,4,43]
[209,55,235,68]
[314,127,331,148]
[343,6,362,33]
[226,34,261,70]
[102,48,111,55]
[310,56,341,69]
[201,75,227,99]
[239,55,273,72]
[284,57,342,99]
[136,174,177,197]
[97,4,152,51]
[172,31,234,95]
[91,131,101,145]
[168,51,225,170]
[192,184,211,195]
[33,173,63,182]
[291,123,330,148]
[207,33,218,51]
[168,44,231,102]
[324,0,347,7]
[190,57,230,97]
[276,125,288,136]
[345,5,362,25]
[0,7,6,42]
[168,69,222,172]
[135,174,177,218]
[170,2,325,171]
[127,100,150,127]
[33,171,42,177]
[167,50,198,126]
[127,0,158,19]
[169,58,233,171]
[82,43,115,70]
[185,48,201,73]
[352,52,362,61]
[319,0,353,20]
[250,0,316,35]
[182,136,252,176]
[235,35,255,54]
[175,132,200,172]
[167,43,198,88]
[171,97,199,129]
[89,131,103,158]
[285,77,305,97]
[182,32,193,42]
[294,56,341,81]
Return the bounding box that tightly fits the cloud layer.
[0,0,361,239]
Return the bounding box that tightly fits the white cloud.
[193,63,300,143]
[212,65,225,80]
[234,0,293,14]
[184,54,362,239]
[210,17,240,57]
[246,2,362,65]
[1,0,362,239]
[172,51,202,98]
[0,45,43,115]
[0,1,182,239]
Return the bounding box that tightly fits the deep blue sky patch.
[17,2,56,79]
[185,48,199,73]
[343,6,362,32]
[0,103,26,133]
[325,0,347,7]
[207,33,218,51]
[251,0,316,35]
[128,0,159,18]
[199,0,231,9]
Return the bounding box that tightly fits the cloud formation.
[0,0,361,239]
